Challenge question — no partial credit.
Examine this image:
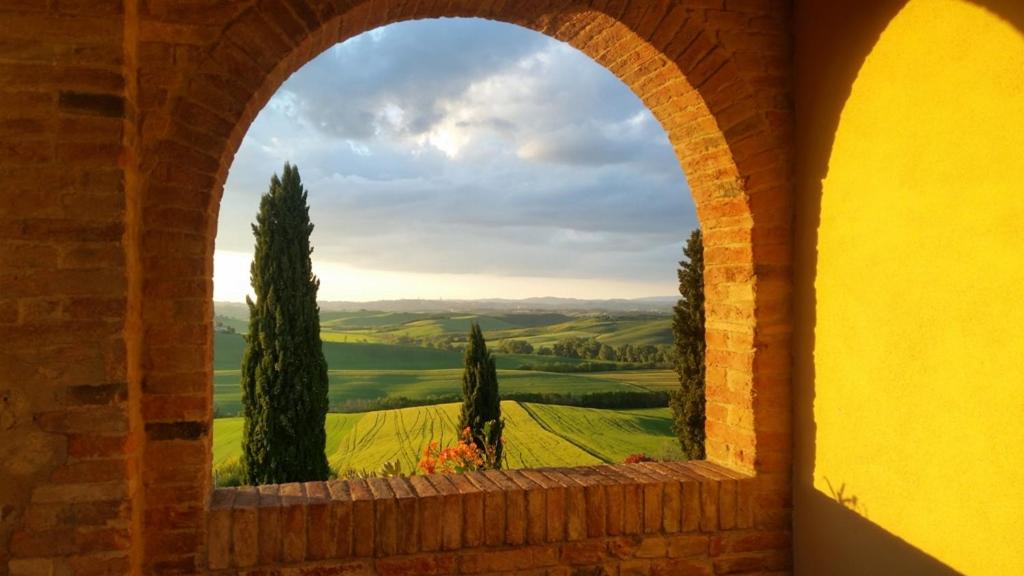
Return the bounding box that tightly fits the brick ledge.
[207,461,755,570]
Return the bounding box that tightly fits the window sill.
[207,461,754,570]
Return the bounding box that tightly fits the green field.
[215,332,464,371]
[213,330,676,415]
[212,307,679,471]
[214,367,672,415]
[215,332,603,372]
[213,401,683,472]
[580,370,679,392]
[521,403,683,463]
[217,308,673,348]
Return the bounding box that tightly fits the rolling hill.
[212,401,684,472]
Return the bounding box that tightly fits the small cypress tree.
[669,229,706,460]
[241,163,330,485]
[459,323,504,468]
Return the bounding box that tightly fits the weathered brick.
[560,540,606,566]
[710,530,789,556]
[408,475,442,552]
[651,557,713,576]
[257,484,282,565]
[635,536,668,558]
[668,534,710,558]
[464,472,505,547]
[521,469,566,543]
[506,469,546,545]
[592,466,625,536]
[639,464,681,533]
[7,558,56,576]
[618,465,663,534]
[366,477,398,556]
[347,479,376,557]
[327,480,354,558]
[279,482,308,562]
[387,476,419,555]
[426,474,464,551]
[448,473,483,548]
[232,487,259,568]
[208,490,234,570]
[543,469,585,541]
[377,554,456,576]
[460,548,532,574]
[712,549,791,574]
[485,470,526,545]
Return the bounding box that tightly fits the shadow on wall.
[800,490,963,576]
[793,0,1024,574]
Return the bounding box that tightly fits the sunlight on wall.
[809,0,1024,573]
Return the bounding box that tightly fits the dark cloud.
[286,20,548,141]
[217,18,696,288]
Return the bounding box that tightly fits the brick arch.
[139,1,792,572]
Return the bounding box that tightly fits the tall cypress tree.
[241,163,330,484]
[459,323,504,468]
[669,229,706,460]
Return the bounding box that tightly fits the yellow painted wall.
[794,0,1024,574]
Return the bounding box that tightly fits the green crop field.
[215,307,673,349]
[216,332,608,374]
[212,401,682,473]
[213,368,659,415]
[520,403,684,463]
[215,332,465,371]
[578,370,679,392]
[211,305,680,474]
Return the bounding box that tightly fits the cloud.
[217,18,696,292]
[284,20,548,142]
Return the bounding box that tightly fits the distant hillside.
[214,304,674,348]
[215,296,676,318]
[319,296,677,313]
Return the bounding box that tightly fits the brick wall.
[206,463,790,576]
[0,1,794,574]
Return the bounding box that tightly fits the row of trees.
[543,337,673,365]
[397,330,674,365]
[237,163,704,484]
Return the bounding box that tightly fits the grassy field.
[217,308,673,348]
[213,368,667,415]
[214,331,672,415]
[215,332,464,371]
[215,332,604,372]
[211,307,679,471]
[520,403,683,462]
[579,370,679,392]
[213,401,682,472]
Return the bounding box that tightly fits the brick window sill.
[207,461,754,570]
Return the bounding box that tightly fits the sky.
[214,18,696,302]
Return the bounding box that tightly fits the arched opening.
[208,17,699,483]
[137,1,792,572]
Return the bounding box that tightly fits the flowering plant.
[418,424,503,474]
[624,453,657,464]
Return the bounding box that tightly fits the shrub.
[624,453,657,464]
[418,426,503,474]
[213,459,246,487]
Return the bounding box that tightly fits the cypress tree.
[459,323,504,468]
[669,229,706,460]
[241,163,330,484]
